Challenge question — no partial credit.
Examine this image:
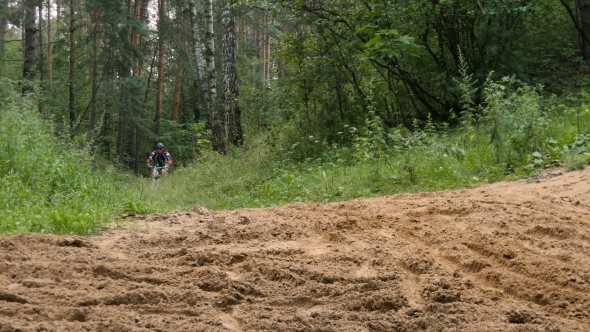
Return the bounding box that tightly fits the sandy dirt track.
[2,168,590,331]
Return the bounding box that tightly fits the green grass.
[141,133,504,211]
[0,92,147,235]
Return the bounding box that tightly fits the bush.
[0,91,143,235]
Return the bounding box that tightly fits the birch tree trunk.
[23,0,37,96]
[222,0,243,146]
[205,0,227,154]
[188,0,208,110]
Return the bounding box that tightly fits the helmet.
[155,142,165,149]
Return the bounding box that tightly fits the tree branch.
[559,0,590,46]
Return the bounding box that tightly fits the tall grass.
[0,87,146,235]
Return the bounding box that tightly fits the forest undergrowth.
[3,76,590,235]
[144,76,590,212]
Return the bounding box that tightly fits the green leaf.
[365,35,382,48]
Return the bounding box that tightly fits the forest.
[3,0,590,234]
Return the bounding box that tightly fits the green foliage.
[5,0,590,236]
[5,75,590,236]
[478,76,547,166]
[560,134,590,170]
[141,78,590,213]
[351,110,388,161]
[155,120,211,167]
[0,91,146,235]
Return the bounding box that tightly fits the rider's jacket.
[147,150,173,167]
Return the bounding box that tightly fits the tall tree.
[222,0,243,146]
[90,6,99,148]
[130,0,145,173]
[22,0,37,96]
[171,65,182,120]
[205,0,226,154]
[155,0,165,135]
[47,0,53,92]
[68,0,76,130]
[188,0,208,112]
[38,0,43,83]
[56,0,61,33]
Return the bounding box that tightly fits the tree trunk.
[579,0,590,59]
[22,0,37,96]
[222,0,243,147]
[205,0,226,154]
[90,8,99,151]
[130,0,143,174]
[188,0,208,112]
[38,0,44,83]
[117,106,126,165]
[56,0,61,33]
[145,46,157,103]
[47,0,53,92]
[69,0,76,131]
[156,0,165,135]
[171,68,182,120]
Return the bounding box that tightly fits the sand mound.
[1,168,590,331]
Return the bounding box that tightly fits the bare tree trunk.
[91,7,99,151]
[156,0,165,135]
[47,0,53,92]
[278,21,288,78]
[38,0,44,84]
[205,0,226,154]
[222,0,243,147]
[144,46,157,103]
[69,0,76,130]
[117,108,126,165]
[130,0,143,174]
[23,0,37,96]
[56,0,61,33]
[262,14,270,83]
[131,126,138,172]
[171,68,182,120]
[188,0,208,110]
[77,0,85,37]
[254,30,259,75]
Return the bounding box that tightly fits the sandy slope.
[2,168,590,331]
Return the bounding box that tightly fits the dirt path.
[2,168,590,331]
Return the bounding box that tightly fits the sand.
[2,167,590,331]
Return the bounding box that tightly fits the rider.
[147,142,173,177]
